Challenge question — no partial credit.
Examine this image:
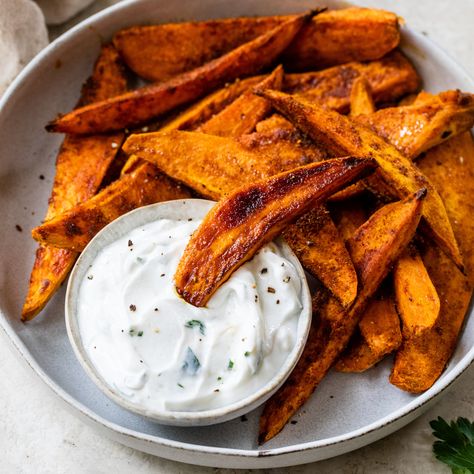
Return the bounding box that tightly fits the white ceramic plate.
[0,0,473,469]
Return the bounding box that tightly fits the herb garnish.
[430,417,474,473]
[228,359,234,370]
[261,268,268,274]
[182,347,200,375]
[177,383,184,388]
[137,331,143,337]
[244,351,250,357]
[185,319,205,335]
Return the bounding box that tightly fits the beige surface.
[2,1,474,472]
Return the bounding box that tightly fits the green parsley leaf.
[184,319,205,336]
[228,359,234,370]
[244,351,250,357]
[430,417,474,473]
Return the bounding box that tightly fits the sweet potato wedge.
[331,90,474,202]
[47,12,314,135]
[31,162,192,252]
[350,76,376,116]
[257,89,463,270]
[331,76,376,200]
[113,8,399,82]
[285,51,419,114]
[124,128,358,307]
[198,65,283,137]
[393,245,440,336]
[22,44,127,321]
[391,132,474,392]
[284,207,358,309]
[358,90,474,159]
[336,289,402,372]
[159,51,419,136]
[161,76,264,132]
[175,157,374,307]
[259,190,425,443]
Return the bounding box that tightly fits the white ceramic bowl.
[1,0,473,468]
[65,199,312,426]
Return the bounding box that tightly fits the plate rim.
[1,0,474,466]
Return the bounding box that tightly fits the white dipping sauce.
[77,218,302,412]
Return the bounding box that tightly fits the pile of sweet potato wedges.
[24,7,474,443]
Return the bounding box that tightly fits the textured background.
[2,1,474,472]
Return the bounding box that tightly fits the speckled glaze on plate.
[65,199,312,427]
[0,0,473,468]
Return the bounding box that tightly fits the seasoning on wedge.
[21,44,127,321]
[113,8,399,81]
[174,157,374,307]
[391,132,474,393]
[256,89,463,271]
[336,289,402,372]
[31,162,192,252]
[259,190,425,443]
[47,11,317,135]
[393,245,440,337]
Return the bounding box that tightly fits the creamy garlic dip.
[77,217,302,412]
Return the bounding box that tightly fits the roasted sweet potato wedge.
[47,12,314,135]
[358,90,474,159]
[175,157,373,307]
[259,190,425,443]
[198,65,283,137]
[393,245,440,336]
[22,44,127,321]
[161,76,264,132]
[336,288,402,372]
[113,8,399,82]
[350,76,376,116]
[159,51,419,136]
[284,207,358,309]
[257,89,463,270]
[391,132,474,393]
[31,162,192,252]
[331,76,377,200]
[286,51,419,113]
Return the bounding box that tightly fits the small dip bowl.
[65,199,312,426]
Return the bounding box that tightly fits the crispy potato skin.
[175,157,373,307]
[48,13,313,134]
[393,246,440,336]
[22,44,127,321]
[31,163,192,252]
[113,8,399,82]
[258,191,425,443]
[198,66,283,137]
[391,132,474,393]
[258,89,463,271]
[336,290,402,372]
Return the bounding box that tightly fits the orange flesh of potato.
[21,44,127,321]
[175,157,374,307]
[113,8,399,82]
[47,12,315,135]
[31,162,192,252]
[393,245,440,336]
[391,132,474,393]
[336,291,402,372]
[197,65,283,137]
[257,89,463,271]
[258,190,425,443]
